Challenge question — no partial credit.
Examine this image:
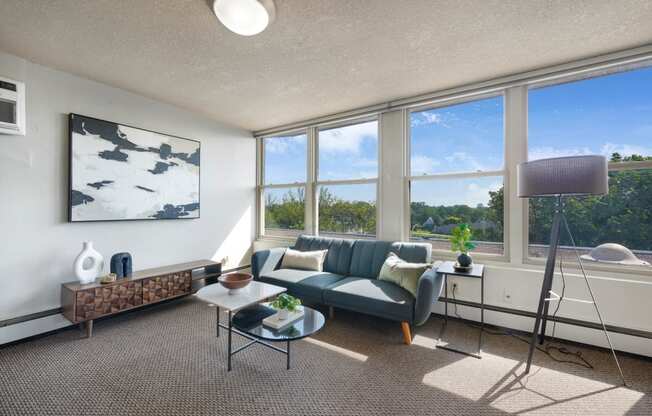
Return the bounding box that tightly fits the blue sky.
[265,66,652,207]
[529,66,652,160]
[411,96,504,176]
[264,133,307,184]
[410,96,504,206]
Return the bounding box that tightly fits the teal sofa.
[252,235,444,344]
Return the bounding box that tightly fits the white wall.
[0,51,256,343]
[254,103,652,358]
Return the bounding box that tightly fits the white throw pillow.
[281,248,328,272]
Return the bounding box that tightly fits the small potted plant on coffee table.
[270,293,302,321]
[450,223,476,271]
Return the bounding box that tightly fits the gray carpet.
[1,297,651,415]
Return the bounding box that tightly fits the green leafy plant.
[450,224,476,254]
[270,293,302,312]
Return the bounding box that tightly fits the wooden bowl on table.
[218,272,253,294]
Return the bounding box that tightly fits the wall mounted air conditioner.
[0,76,26,136]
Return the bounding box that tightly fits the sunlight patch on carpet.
[304,338,368,362]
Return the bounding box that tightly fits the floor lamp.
[517,155,626,385]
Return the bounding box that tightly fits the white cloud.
[444,151,485,171]
[319,121,377,154]
[463,180,502,207]
[528,146,592,160]
[351,157,378,168]
[411,111,447,127]
[265,135,305,154]
[411,155,440,174]
[414,179,502,207]
[600,142,652,158]
[529,143,652,161]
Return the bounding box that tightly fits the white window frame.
[256,117,380,240]
[523,63,652,270]
[315,116,380,239]
[257,130,309,239]
[405,92,509,261]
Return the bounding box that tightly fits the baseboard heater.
[437,296,652,340]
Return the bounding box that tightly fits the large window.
[317,120,378,237]
[261,133,307,236]
[528,66,652,263]
[409,96,505,254]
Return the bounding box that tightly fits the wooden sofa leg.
[401,321,412,345]
[328,306,334,319]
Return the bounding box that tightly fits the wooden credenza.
[61,260,220,337]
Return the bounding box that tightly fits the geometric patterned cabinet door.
[61,260,220,338]
[142,272,191,304]
[75,281,143,321]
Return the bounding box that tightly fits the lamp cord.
[542,253,593,369]
[450,280,593,369]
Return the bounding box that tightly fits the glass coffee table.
[195,281,325,371]
[232,303,325,370]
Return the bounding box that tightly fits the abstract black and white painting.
[69,114,200,222]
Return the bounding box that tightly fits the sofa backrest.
[294,235,432,279]
[294,235,354,275]
[348,240,393,279]
[390,242,432,264]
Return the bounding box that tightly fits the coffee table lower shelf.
[216,304,325,371]
[217,310,292,371]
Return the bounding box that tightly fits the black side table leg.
[227,310,232,371]
[286,340,291,370]
[479,274,484,355]
[216,306,220,338]
[444,274,448,324]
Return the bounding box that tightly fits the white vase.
[74,241,104,284]
[277,309,289,320]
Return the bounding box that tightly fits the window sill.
[430,249,509,264]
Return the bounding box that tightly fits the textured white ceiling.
[1,0,651,131]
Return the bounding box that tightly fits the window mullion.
[307,127,317,235]
[504,85,528,264]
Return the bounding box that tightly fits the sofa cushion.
[280,248,328,271]
[294,235,354,275]
[348,240,393,279]
[390,242,432,264]
[259,268,345,301]
[378,252,431,297]
[323,277,414,322]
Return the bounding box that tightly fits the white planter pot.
[277,309,289,320]
[74,241,104,284]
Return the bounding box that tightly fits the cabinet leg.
[81,320,93,338]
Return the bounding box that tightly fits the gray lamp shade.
[517,155,608,198]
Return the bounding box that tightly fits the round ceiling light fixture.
[213,0,276,36]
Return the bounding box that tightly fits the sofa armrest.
[251,247,287,280]
[413,261,444,326]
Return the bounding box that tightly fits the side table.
[436,261,485,359]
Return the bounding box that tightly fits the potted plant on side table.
[270,293,302,321]
[450,223,476,271]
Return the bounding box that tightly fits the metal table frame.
[216,306,291,371]
[437,262,485,359]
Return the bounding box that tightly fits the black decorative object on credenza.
[110,253,133,278]
[68,114,200,222]
[517,155,626,385]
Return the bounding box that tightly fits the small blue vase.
[110,252,133,278]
